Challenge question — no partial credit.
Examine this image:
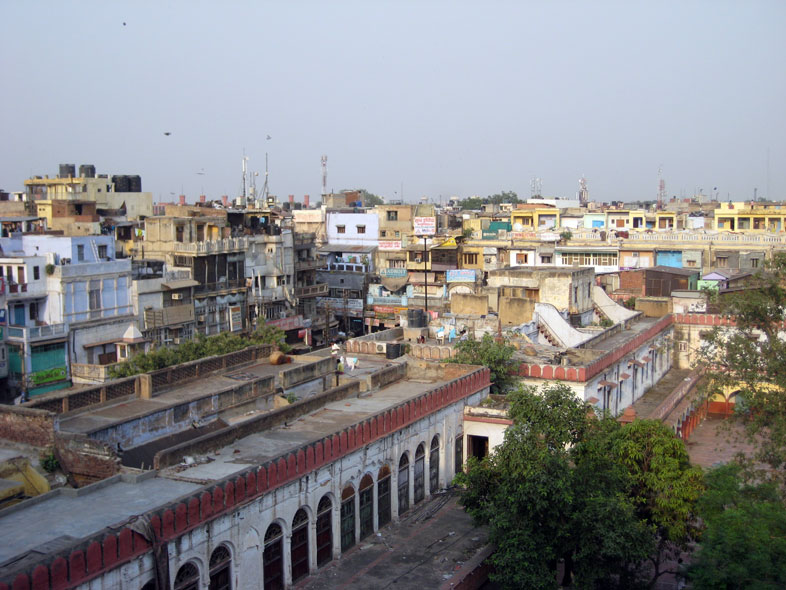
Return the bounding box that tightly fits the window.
[29,302,37,321]
[686,260,696,267]
[455,434,463,477]
[398,453,410,515]
[209,545,232,590]
[380,230,387,237]
[541,255,552,264]
[414,443,425,504]
[717,256,729,268]
[678,341,688,352]
[337,225,346,234]
[359,474,374,540]
[77,244,85,262]
[429,436,440,494]
[395,231,400,237]
[174,563,200,590]
[89,280,101,312]
[33,266,40,280]
[291,509,309,583]
[356,225,366,234]
[463,253,478,265]
[316,495,333,567]
[98,245,108,259]
[751,258,760,268]
[340,486,356,552]
[377,465,391,527]
[515,253,528,265]
[263,524,284,590]
[387,210,398,221]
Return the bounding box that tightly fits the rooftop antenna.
[321,155,328,196]
[578,176,589,206]
[657,166,666,210]
[530,177,542,198]
[261,152,270,204]
[241,152,249,206]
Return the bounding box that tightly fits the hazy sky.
[2,1,785,205]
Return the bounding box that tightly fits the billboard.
[379,268,408,278]
[229,306,243,332]
[378,240,402,251]
[446,269,476,283]
[413,216,436,236]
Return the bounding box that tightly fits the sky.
[2,1,785,205]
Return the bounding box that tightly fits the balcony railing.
[170,237,249,254]
[194,279,247,294]
[295,259,325,271]
[296,283,329,298]
[6,323,68,342]
[70,362,121,384]
[5,281,47,299]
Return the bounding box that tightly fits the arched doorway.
[398,453,410,515]
[340,485,356,552]
[316,495,333,567]
[263,523,284,590]
[174,562,200,590]
[291,509,310,583]
[209,545,232,590]
[414,443,426,504]
[454,433,463,477]
[429,435,440,494]
[359,474,374,540]
[377,464,391,527]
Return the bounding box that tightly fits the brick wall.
[54,433,121,487]
[0,406,56,447]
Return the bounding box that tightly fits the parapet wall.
[0,405,57,448]
[0,366,491,590]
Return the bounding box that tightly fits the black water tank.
[407,309,424,328]
[79,164,96,178]
[386,343,402,359]
[59,164,76,178]
[127,175,142,192]
[112,175,130,192]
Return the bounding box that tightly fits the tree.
[699,252,786,476]
[458,196,484,210]
[362,192,385,207]
[687,463,786,588]
[444,333,516,393]
[487,190,520,205]
[456,384,704,589]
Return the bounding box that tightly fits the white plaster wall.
[83,387,489,589]
[326,212,379,247]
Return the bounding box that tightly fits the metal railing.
[295,283,329,297]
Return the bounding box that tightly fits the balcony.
[193,279,247,294]
[296,283,329,298]
[170,237,249,255]
[5,281,47,299]
[6,323,68,343]
[70,362,121,384]
[295,259,325,271]
[368,294,407,306]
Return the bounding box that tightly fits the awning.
[598,380,618,388]
[620,373,631,380]
[162,279,199,290]
[642,356,652,363]
[629,360,646,367]
[381,275,409,291]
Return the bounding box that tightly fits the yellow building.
[715,202,786,232]
[510,205,560,231]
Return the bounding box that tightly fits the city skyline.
[2,1,784,204]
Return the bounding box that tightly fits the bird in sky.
[164,132,171,136]
[266,135,272,140]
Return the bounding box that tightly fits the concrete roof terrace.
[158,354,467,484]
[55,355,320,438]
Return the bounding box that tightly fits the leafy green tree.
[487,190,520,205]
[699,252,786,476]
[687,463,786,588]
[458,196,484,210]
[456,384,703,589]
[445,333,516,393]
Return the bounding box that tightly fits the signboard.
[540,232,560,242]
[30,366,68,386]
[482,230,499,239]
[378,240,402,251]
[379,267,408,278]
[229,305,243,332]
[267,314,304,331]
[509,231,536,240]
[0,309,5,325]
[317,297,364,317]
[446,269,476,283]
[413,216,436,236]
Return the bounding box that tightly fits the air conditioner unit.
[375,342,388,354]
[171,293,183,300]
[198,315,206,322]
[173,338,181,344]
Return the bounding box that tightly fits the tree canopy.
[444,333,516,393]
[456,384,704,589]
[457,190,520,210]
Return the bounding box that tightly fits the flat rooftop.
[160,358,453,484]
[0,473,200,568]
[56,356,314,437]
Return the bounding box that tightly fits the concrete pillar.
[308,517,318,574]
[138,374,153,399]
[391,463,400,522]
[372,477,379,533]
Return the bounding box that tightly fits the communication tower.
[321,155,328,196]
